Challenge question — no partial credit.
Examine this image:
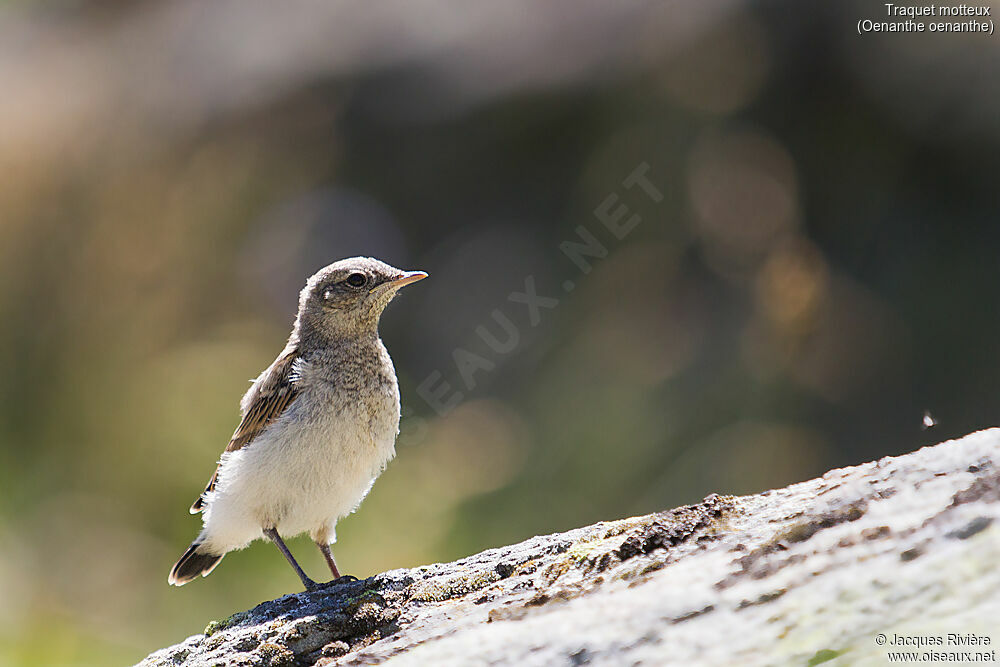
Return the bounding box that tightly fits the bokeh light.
[1,2,998,665]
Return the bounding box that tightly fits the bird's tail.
[168,541,224,586]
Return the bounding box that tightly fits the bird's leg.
[315,541,358,584]
[315,541,341,578]
[263,527,317,590]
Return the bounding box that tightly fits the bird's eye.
[345,272,368,288]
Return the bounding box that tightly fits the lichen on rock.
[139,429,1000,666]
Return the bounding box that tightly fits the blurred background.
[1,1,999,664]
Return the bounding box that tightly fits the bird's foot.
[317,574,359,589]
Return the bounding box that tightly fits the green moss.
[344,589,389,617]
[345,589,381,607]
[566,543,599,564]
[203,611,249,637]
[256,641,295,667]
[408,569,501,602]
[565,533,621,566]
[807,648,841,665]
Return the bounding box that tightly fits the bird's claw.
[313,574,359,590]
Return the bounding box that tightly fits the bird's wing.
[189,345,302,513]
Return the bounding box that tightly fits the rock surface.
[140,429,1000,666]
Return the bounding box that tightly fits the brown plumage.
[189,345,302,513]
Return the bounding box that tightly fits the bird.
[168,256,427,590]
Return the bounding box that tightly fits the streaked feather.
[190,344,302,513]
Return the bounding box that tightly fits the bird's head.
[296,257,427,340]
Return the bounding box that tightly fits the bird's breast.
[285,344,401,479]
[307,374,399,458]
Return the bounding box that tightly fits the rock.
[139,429,1000,666]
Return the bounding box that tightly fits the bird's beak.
[386,270,428,290]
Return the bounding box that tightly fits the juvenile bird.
[168,257,427,590]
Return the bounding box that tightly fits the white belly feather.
[199,376,399,554]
